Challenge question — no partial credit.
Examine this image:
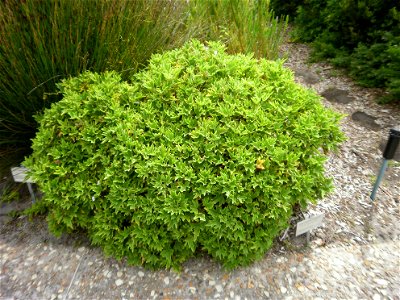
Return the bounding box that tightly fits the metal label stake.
[370,128,400,201]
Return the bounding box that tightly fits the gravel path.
[1,43,399,300]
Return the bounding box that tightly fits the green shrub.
[291,0,400,103]
[270,0,304,19]
[24,40,343,269]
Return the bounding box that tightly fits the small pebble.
[117,271,123,277]
[280,287,287,294]
[209,280,216,286]
[78,247,85,252]
[296,284,305,292]
[216,284,223,293]
[115,279,123,286]
[374,278,389,286]
[138,271,145,278]
[164,277,170,285]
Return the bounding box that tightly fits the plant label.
[11,167,34,183]
[296,214,324,237]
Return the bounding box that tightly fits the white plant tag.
[296,214,324,236]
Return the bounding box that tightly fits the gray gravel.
[1,215,399,299]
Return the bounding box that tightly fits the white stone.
[78,247,85,252]
[31,274,37,280]
[230,291,234,298]
[88,262,93,266]
[216,285,223,293]
[209,280,216,286]
[372,295,380,300]
[117,272,123,277]
[138,271,145,278]
[297,285,305,292]
[115,279,124,286]
[290,267,297,273]
[189,287,196,294]
[214,294,220,299]
[263,291,269,297]
[374,278,389,286]
[280,287,287,294]
[164,277,170,285]
[235,295,241,300]
[151,291,155,296]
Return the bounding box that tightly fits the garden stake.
[370,128,400,201]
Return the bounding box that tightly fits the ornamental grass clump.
[25,40,344,269]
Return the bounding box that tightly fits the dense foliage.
[0,0,288,176]
[25,41,344,269]
[273,0,400,103]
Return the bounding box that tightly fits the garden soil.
[1,43,399,300]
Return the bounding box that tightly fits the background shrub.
[25,40,344,269]
[270,0,304,19]
[286,0,400,103]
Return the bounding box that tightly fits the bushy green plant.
[291,0,400,103]
[25,40,344,269]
